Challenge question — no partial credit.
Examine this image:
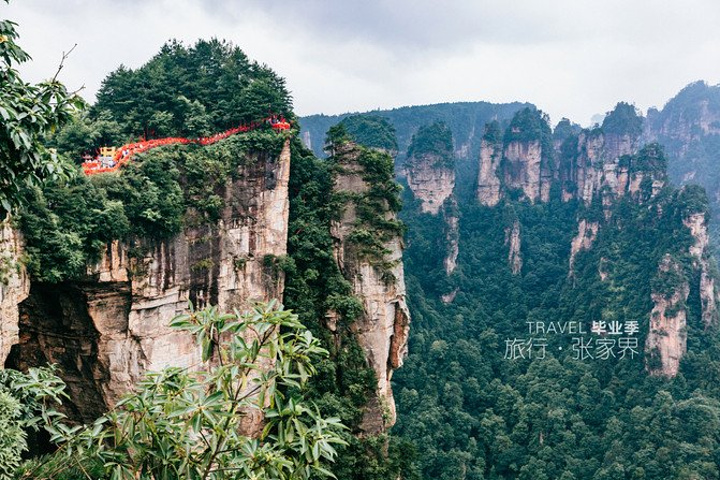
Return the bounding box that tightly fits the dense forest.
[2,39,412,479]
[388,107,720,479]
[6,9,720,477]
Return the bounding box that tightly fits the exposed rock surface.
[476,107,713,378]
[404,153,455,215]
[646,255,689,377]
[504,139,545,203]
[0,220,28,363]
[331,142,410,434]
[6,140,292,423]
[683,211,718,327]
[476,111,666,208]
[477,137,503,206]
[569,220,599,277]
[444,211,459,275]
[505,220,522,275]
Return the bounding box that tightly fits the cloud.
[5,0,720,125]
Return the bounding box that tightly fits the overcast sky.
[6,0,720,126]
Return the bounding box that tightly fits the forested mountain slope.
[0,39,413,479]
[325,102,720,479]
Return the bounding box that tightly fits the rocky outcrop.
[683,211,718,327]
[477,137,503,207]
[644,208,717,377]
[331,141,410,434]
[404,154,455,215]
[505,220,522,275]
[504,139,545,202]
[646,255,689,377]
[478,106,666,209]
[569,219,599,277]
[559,130,643,206]
[0,220,28,363]
[444,211,459,275]
[6,140,292,423]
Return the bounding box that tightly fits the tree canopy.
[0,3,82,216]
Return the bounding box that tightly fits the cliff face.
[646,255,689,377]
[645,81,720,180]
[474,106,716,378]
[331,141,410,434]
[646,208,719,376]
[477,137,503,206]
[0,220,28,363]
[404,153,455,215]
[5,140,291,423]
[505,220,522,275]
[569,219,599,276]
[560,130,639,205]
[683,211,718,327]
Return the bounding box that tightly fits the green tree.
[0,366,68,480]
[0,2,83,216]
[23,302,347,480]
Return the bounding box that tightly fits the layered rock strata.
[331,141,411,434]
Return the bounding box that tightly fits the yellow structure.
[99,146,117,158]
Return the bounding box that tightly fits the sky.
[6,0,720,126]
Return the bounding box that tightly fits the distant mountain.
[299,101,532,162]
[644,80,720,240]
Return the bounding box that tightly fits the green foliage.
[645,81,720,249]
[553,118,581,143]
[338,115,398,152]
[482,120,503,144]
[47,111,124,162]
[24,302,347,480]
[283,138,411,479]
[406,121,454,168]
[0,391,24,480]
[0,365,69,479]
[394,140,720,478]
[629,142,668,176]
[602,102,644,138]
[18,177,130,282]
[328,137,404,271]
[91,38,293,140]
[301,101,531,163]
[18,129,285,283]
[0,6,83,216]
[503,107,552,144]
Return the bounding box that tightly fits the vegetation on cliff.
[283,134,415,479]
[337,115,398,153]
[5,32,413,480]
[91,39,292,141]
[18,129,287,283]
[406,121,455,168]
[16,303,347,480]
[391,111,720,479]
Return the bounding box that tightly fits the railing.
[82,117,291,176]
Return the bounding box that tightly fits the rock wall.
[404,153,455,215]
[477,138,503,207]
[6,140,292,423]
[476,128,646,207]
[444,211,459,275]
[503,139,545,203]
[644,209,717,377]
[0,220,28,363]
[476,109,712,379]
[646,255,689,377]
[683,211,718,327]
[331,142,410,434]
[505,220,522,275]
[569,219,599,277]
